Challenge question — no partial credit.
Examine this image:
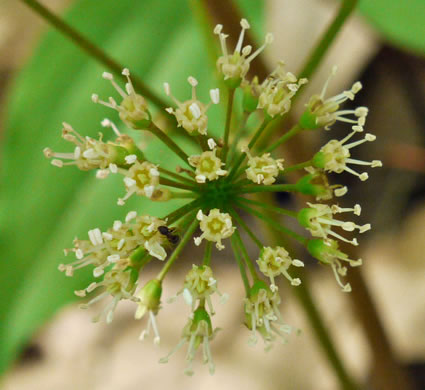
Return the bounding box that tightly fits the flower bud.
[135,279,162,319]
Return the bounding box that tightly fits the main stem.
[222,88,236,163]
[20,0,167,110]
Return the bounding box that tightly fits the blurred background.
[0,0,424,389]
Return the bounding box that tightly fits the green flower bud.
[135,279,162,319]
[295,174,327,197]
[242,77,260,112]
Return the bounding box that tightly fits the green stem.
[228,118,271,180]
[20,0,167,110]
[232,230,259,281]
[160,177,198,191]
[157,216,199,281]
[283,160,313,174]
[236,201,307,245]
[236,196,297,218]
[239,183,297,194]
[298,0,359,81]
[228,111,251,164]
[170,191,198,199]
[158,166,196,185]
[229,208,263,249]
[222,88,236,163]
[164,198,202,224]
[202,242,212,266]
[148,123,192,168]
[230,236,250,295]
[262,124,302,154]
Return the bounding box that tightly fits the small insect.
[158,226,180,245]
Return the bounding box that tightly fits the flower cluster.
[44,19,381,375]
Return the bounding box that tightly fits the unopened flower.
[307,239,362,292]
[300,66,367,130]
[312,127,382,181]
[160,307,219,375]
[258,61,307,118]
[214,19,273,86]
[244,149,284,185]
[135,279,163,344]
[188,148,228,183]
[257,247,304,290]
[117,160,160,205]
[92,68,151,128]
[194,209,235,250]
[164,77,219,136]
[244,280,292,350]
[76,259,138,323]
[298,202,370,246]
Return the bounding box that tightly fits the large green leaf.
[0,0,263,374]
[359,0,425,55]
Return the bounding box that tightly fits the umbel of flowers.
[44,18,381,375]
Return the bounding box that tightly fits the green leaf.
[0,0,263,374]
[359,0,425,55]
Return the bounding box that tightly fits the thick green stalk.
[157,216,199,281]
[164,199,202,224]
[239,183,297,194]
[229,208,263,249]
[222,88,236,163]
[160,177,198,192]
[169,191,198,199]
[230,236,250,295]
[236,201,307,245]
[202,242,212,266]
[236,196,297,218]
[20,0,167,110]
[298,0,359,81]
[283,160,313,174]
[232,230,259,281]
[228,118,271,180]
[262,124,302,154]
[148,123,192,168]
[158,167,196,186]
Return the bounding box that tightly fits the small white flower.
[188,149,228,183]
[244,149,284,185]
[257,62,307,117]
[164,77,218,136]
[92,69,150,128]
[314,128,382,181]
[194,209,235,250]
[215,19,273,81]
[257,246,303,289]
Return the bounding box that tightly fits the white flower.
[215,19,273,82]
[76,259,138,323]
[257,61,308,117]
[117,160,160,205]
[188,149,228,183]
[299,202,371,246]
[92,69,150,128]
[313,127,382,181]
[301,66,367,130]
[159,307,219,376]
[257,247,304,290]
[169,265,228,314]
[194,209,235,250]
[244,149,284,185]
[244,281,292,350]
[43,122,123,171]
[307,239,362,292]
[164,76,218,136]
[60,223,137,277]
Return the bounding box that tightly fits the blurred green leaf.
[359,0,425,55]
[0,0,262,374]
